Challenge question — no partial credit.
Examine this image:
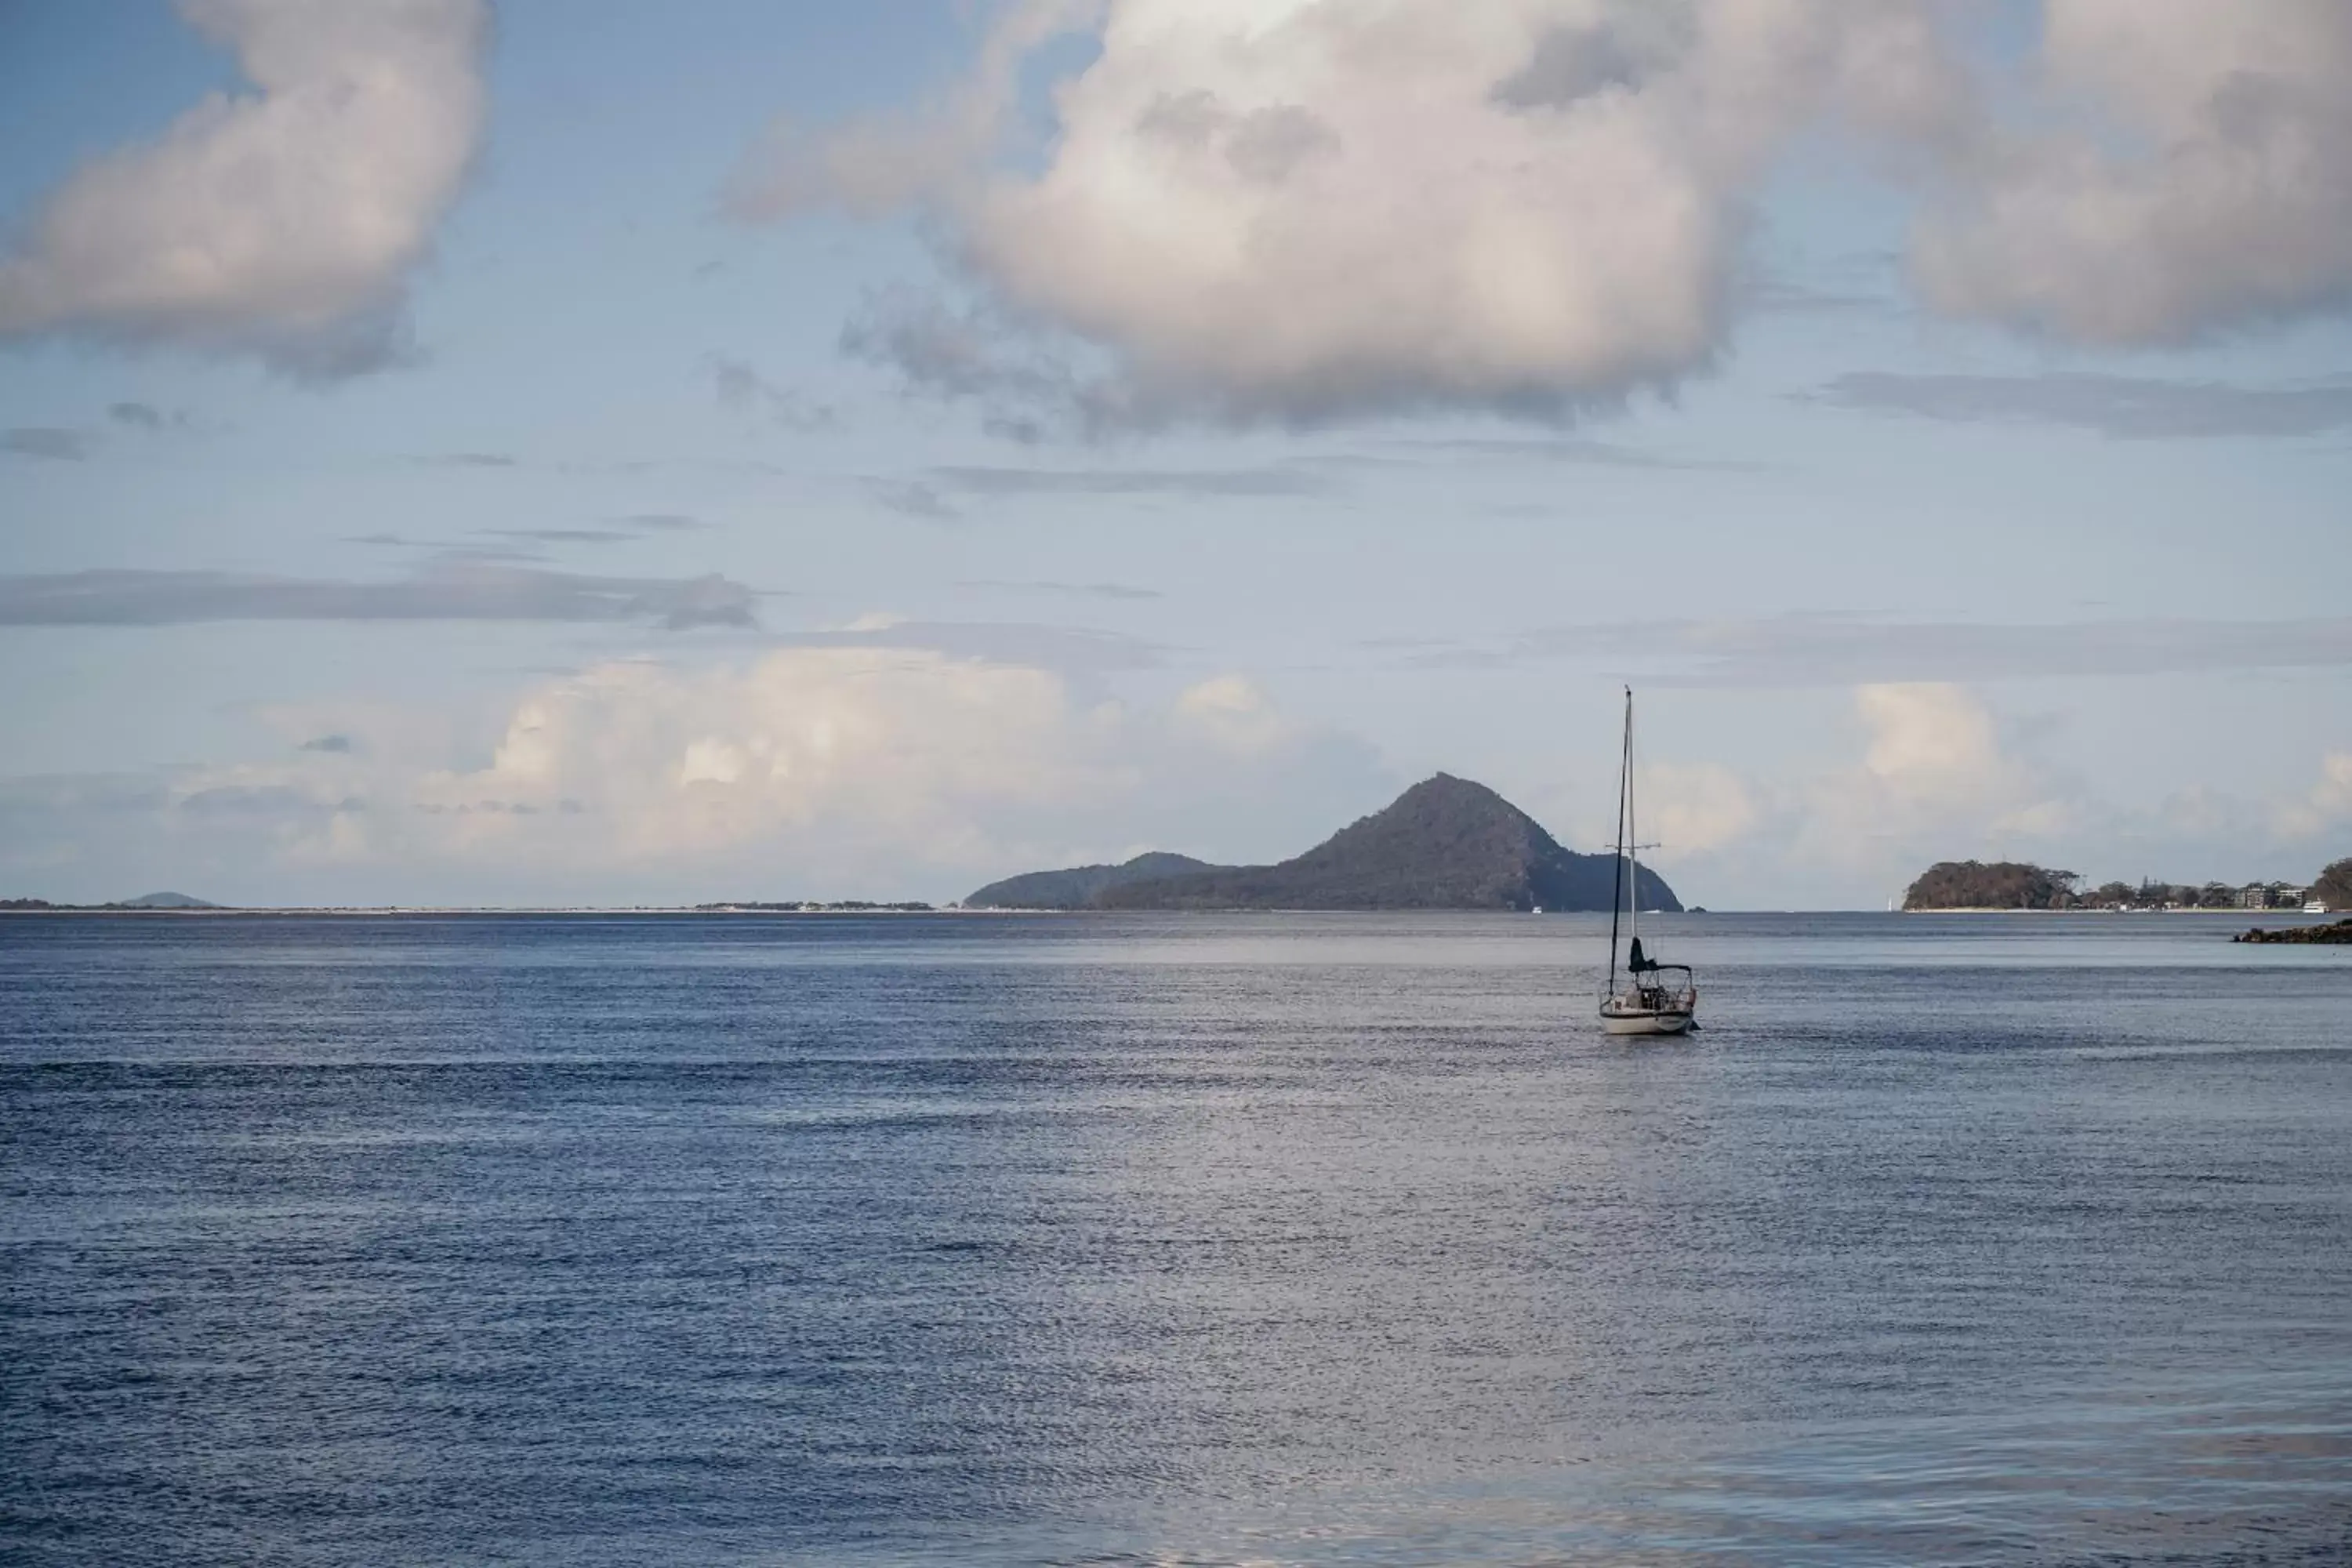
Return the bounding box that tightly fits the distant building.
[2240,884,2269,909]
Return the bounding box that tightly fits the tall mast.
[1609,686,1629,994]
[1626,688,1640,953]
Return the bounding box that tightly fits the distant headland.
[1901,858,2350,914]
[2,892,221,912]
[966,773,1679,913]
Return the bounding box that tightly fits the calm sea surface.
[3,911,2349,1566]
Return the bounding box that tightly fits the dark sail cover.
[1628,937,1658,973]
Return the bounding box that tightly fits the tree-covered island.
[1903,857,2348,913]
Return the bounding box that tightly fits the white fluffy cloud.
[1639,760,1758,859]
[2277,751,2352,840]
[753,1,2352,420]
[122,650,1387,900]
[750,0,1962,423]
[1617,684,2078,904]
[1797,684,2075,876]
[1913,0,2352,344]
[0,0,487,377]
[406,649,1116,870]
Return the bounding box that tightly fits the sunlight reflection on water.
[2,912,2347,1565]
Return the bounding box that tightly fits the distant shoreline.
[4,905,2338,920]
[0,906,980,917]
[1900,906,2332,915]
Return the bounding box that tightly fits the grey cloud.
[840,291,1084,416]
[1449,615,2352,687]
[416,451,517,469]
[755,5,1966,429]
[1913,6,2352,346]
[1490,24,1660,111]
[108,401,164,430]
[0,2,487,377]
[4,427,89,461]
[357,516,713,551]
[1224,106,1340,183]
[958,579,1163,601]
[869,479,960,521]
[0,563,761,631]
[771,620,1163,675]
[180,785,361,818]
[1370,434,1759,471]
[709,355,839,431]
[1806,372,2352,439]
[412,799,565,817]
[928,463,1324,499]
[299,735,355,754]
[480,528,637,546]
[1135,90,1229,148]
[982,412,1049,445]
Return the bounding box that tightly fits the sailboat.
[1600,687,1697,1036]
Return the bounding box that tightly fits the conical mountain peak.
[1081,774,1679,912]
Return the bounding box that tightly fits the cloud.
[1913,1,2352,345]
[726,0,1107,222]
[1789,683,2073,880]
[959,579,1163,601]
[1173,674,1291,756]
[837,289,1091,430]
[1370,434,1760,470]
[753,4,2352,419]
[1806,372,2352,439]
[707,356,838,431]
[414,451,517,469]
[478,528,638,546]
[2276,751,2352,840]
[868,478,960,521]
[747,0,1964,426]
[108,402,165,430]
[1623,683,2077,904]
[927,463,1324,499]
[0,563,760,630]
[1617,686,2347,906]
[299,734,355,753]
[1469,615,2352,686]
[0,0,488,378]
[1640,761,1758,858]
[22,651,1385,901]
[768,619,1163,677]
[2,427,89,461]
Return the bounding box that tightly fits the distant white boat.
[1599,688,1696,1037]
[2308,900,2331,915]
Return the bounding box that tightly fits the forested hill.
[964,852,1228,910]
[1093,774,1679,913]
[1902,861,2078,910]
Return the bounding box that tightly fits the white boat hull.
[1600,1005,1695,1036]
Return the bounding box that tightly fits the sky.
[0,0,2347,909]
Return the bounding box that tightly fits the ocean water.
[2,910,2348,1566]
